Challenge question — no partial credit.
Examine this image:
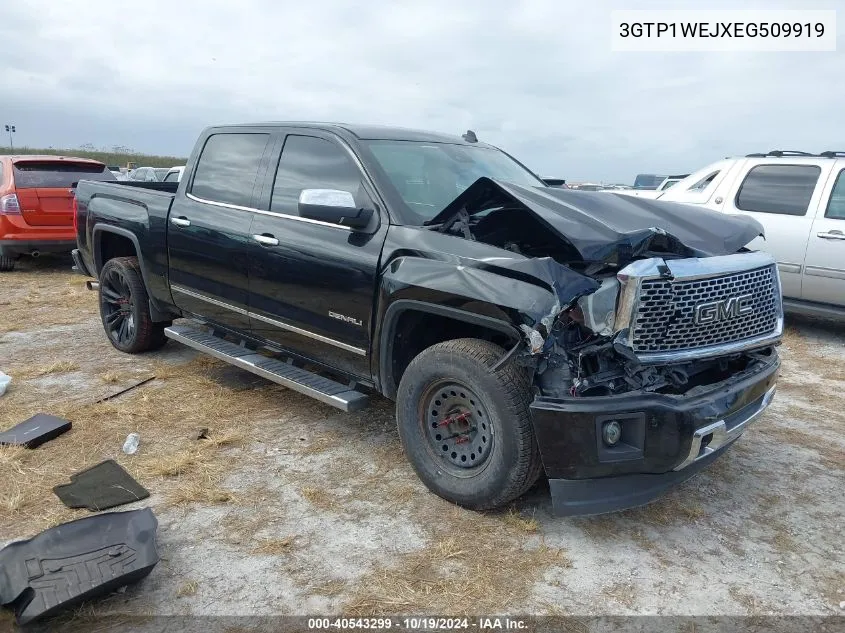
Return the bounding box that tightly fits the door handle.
[817,230,845,240]
[252,234,279,246]
[170,217,191,227]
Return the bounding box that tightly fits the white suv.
[653,151,845,319]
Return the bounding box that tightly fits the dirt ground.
[0,256,843,629]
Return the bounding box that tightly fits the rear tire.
[98,257,169,353]
[0,256,15,272]
[396,338,543,510]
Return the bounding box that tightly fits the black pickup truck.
[72,123,782,516]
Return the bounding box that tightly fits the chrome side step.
[163,324,369,412]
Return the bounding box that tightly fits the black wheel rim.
[100,268,135,345]
[420,380,493,472]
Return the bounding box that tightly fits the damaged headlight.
[575,277,620,337]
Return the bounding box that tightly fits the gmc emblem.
[694,294,754,325]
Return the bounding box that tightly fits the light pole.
[4,125,15,151]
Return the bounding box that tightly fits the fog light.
[602,420,622,446]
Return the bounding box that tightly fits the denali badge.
[694,294,754,325]
[329,311,363,327]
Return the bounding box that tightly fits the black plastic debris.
[0,413,72,449]
[0,508,159,626]
[53,460,150,511]
[95,376,155,403]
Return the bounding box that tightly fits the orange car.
[0,155,116,271]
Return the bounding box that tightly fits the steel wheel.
[420,379,494,475]
[397,338,542,510]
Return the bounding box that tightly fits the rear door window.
[826,169,845,219]
[12,162,115,188]
[735,164,821,216]
[190,133,270,207]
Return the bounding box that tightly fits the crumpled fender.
[379,252,598,324]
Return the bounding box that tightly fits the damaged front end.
[523,251,784,398]
[416,177,784,515]
[518,251,783,516]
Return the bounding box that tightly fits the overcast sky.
[0,0,842,182]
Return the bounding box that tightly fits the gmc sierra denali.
[72,123,782,516]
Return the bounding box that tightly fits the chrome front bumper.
[674,385,777,471]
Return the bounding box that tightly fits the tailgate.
[16,188,75,226]
[12,160,115,226]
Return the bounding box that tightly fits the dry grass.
[300,486,339,511]
[342,505,571,616]
[0,268,95,336]
[252,535,298,555]
[601,581,638,610]
[169,482,233,506]
[176,580,199,598]
[766,423,844,472]
[220,509,275,546]
[503,507,540,534]
[0,296,299,534]
[729,586,761,614]
[312,579,349,597]
[100,371,122,384]
[300,432,340,455]
[576,492,704,542]
[0,610,16,630]
[14,360,80,380]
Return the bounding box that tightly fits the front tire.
[396,338,543,510]
[98,257,169,353]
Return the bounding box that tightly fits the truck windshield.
[363,140,543,224]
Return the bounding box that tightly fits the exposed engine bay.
[529,311,777,399]
[425,178,779,400]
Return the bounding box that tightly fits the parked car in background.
[656,174,689,191]
[632,173,667,190]
[72,122,782,516]
[163,166,186,183]
[0,155,115,271]
[125,166,169,182]
[651,150,845,320]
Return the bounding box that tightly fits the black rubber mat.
[53,460,149,511]
[0,508,159,625]
[0,413,71,448]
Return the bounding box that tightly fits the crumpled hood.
[427,178,765,266]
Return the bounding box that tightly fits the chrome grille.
[632,265,779,354]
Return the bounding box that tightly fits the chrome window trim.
[185,192,353,231]
[249,310,366,356]
[171,284,248,316]
[171,284,366,356]
[614,252,784,364]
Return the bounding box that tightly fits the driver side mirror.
[298,189,374,230]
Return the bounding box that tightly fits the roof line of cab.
[209,121,490,146]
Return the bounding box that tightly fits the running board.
[164,324,369,412]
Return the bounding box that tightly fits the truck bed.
[73,179,177,310]
[100,181,180,194]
